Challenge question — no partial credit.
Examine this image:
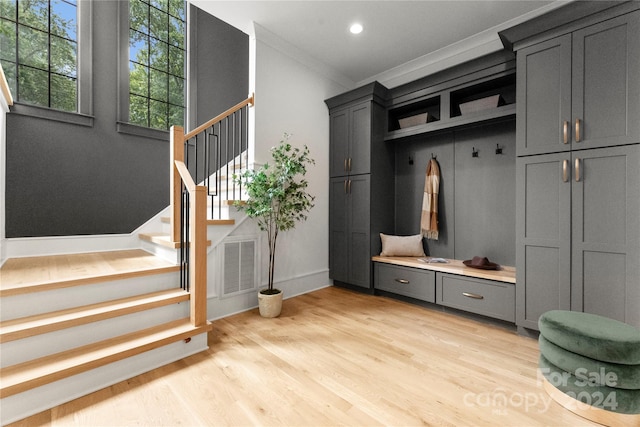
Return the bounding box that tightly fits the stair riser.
[0,332,208,425]
[1,303,190,368]
[139,239,181,264]
[0,272,181,321]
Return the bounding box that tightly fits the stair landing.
[0,249,179,297]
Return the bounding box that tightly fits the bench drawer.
[436,273,515,322]
[374,263,435,302]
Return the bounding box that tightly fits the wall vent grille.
[222,238,257,296]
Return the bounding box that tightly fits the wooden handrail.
[169,93,254,328]
[184,93,254,140]
[0,63,14,106]
[174,160,196,192]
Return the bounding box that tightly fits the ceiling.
[191,0,566,87]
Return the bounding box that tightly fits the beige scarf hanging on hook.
[421,158,440,240]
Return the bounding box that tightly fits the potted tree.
[234,134,315,317]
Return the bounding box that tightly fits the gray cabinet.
[374,263,435,302]
[329,103,371,177]
[515,7,640,331]
[516,146,640,329]
[326,82,394,290]
[330,175,371,288]
[571,145,640,327]
[516,154,571,329]
[436,273,515,322]
[517,10,640,156]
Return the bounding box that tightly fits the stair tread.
[0,318,212,398]
[0,250,179,297]
[138,233,213,248]
[0,289,190,343]
[160,217,235,226]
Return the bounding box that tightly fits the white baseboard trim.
[207,269,330,321]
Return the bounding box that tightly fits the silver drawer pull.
[463,292,484,300]
[395,278,410,284]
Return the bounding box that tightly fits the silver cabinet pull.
[463,292,484,300]
[344,158,347,172]
[575,158,581,182]
[563,121,569,144]
[562,159,569,182]
[347,179,351,194]
[395,278,410,284]
[348,157,352,172]
[575,118,581,142]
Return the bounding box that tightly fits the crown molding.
[252,23,355,91]
[360,1,571,89]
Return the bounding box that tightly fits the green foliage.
[234,134,315,291]
[128,0,185,130]
[0,0,77,111]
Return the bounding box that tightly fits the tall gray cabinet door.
[347,175,371,288]
[516,153,571,329]
[329,177,349,283]
[329,108,349,177]
[516,35,572,156]
[349,103,372,176]
[572,11,640,150]
[571,145,640,327]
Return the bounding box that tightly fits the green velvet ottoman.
[538,310,640,425]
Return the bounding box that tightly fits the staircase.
[0,250,211,424]
[0,95,255,424]
[139,151,250,259]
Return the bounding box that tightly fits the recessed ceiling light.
[349,23,363,35]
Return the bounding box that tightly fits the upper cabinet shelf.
[449,74,515,118]
[384,52,516,141]
[387,95,440,133]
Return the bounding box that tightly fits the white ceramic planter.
[257,289,283,318]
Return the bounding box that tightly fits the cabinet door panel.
[516,153,571,329]
[349,104,371,175]
[348,175,371,288]
[582,252,627,323]
[516,35,572,156]
[329,177,348,283]
[571,145,640,327]
[329,109,349,177]
[572,11,640,149]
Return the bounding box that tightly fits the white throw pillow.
[379,233,426,257]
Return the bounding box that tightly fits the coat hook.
[472,147,479,158]
[495,144,503,155]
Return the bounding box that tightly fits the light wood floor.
[8,287,599,426]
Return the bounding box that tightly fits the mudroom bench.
[372,256,516,322]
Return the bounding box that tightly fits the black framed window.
[128,0,185,131]
[0,0,78,112]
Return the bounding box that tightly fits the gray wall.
[192,7,249,127]
[394,119,516,266]
[5,2,248,237]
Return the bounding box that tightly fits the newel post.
[190,185,208,327]
[170,125,184,243]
